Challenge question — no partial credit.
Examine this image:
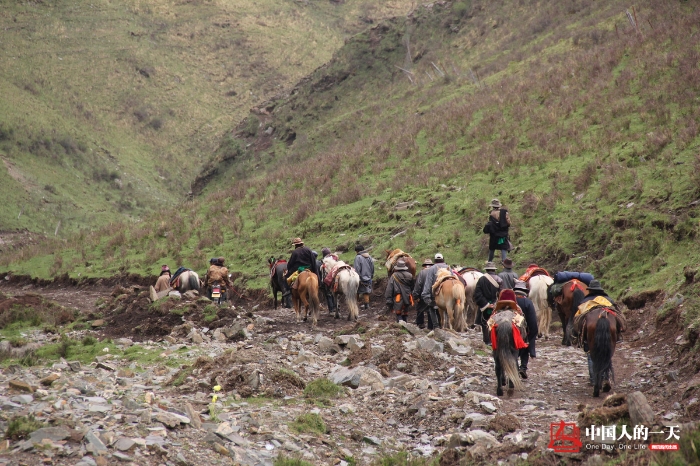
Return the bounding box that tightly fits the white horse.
[458,269,483,329]
[529,274,554,338]
[322,256,360,321]
[176,270,202,293]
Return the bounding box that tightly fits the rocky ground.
[0,278,699,466]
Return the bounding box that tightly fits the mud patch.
[487,414,522,435]
[0,292,75,327]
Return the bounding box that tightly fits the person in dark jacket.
[285,238,319,284]
[385,259,415,322]
[319,247,337,315]
[354,244,375,310]
[498,258,518,290]
[483,198,511,262]
[420,253,450,329]
[514,280,538,379]
[474,261,502,344]
[412,258,433,328]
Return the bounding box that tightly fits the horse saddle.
[269,259,286,280]
[324,262,351,287]
[432,272,457,296]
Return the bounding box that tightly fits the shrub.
[82,335,97,346]
[289,413,327,435]
[303,378,344,399]
[5,415,45,440]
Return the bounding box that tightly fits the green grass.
[289,413,327,435]
[371,452,440,466]
[5,415,45,440]
[273,455,313,466]
[303,378,344,399]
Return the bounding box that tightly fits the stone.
[212,328,226,342]
[294,349,317,365]
[466,430,501,448]
[191,332,204,344]
[359,368,384,390]
[339,404,355,414]
[40,373,61,386]
[96,362,116,371]
[14,394,33,404]
[627,391,655,426]
[115,338,133,347]
[480,401,498,414]
[446,338,473,356]
[88,404,112,413]
[91,319,105,327]
[416,337,444,353]
[29,427,71,443]
[215,422,234,437]
[85,430,107,454]
[399,320,424,336]
[370,345,386,357]
[318,336,342,354]
[183,290,199,299]
[335,334,361,345]
[447,433,470,448]
[168,290,182,298]
[407,399,427,417]
[184,402,202,429]
[8,379,33,393]
[154,411,190,427]
[329,367,362,389]
[68,361,82,371]
[115,437,136,451]
[362,436,381,445]
[347,338,365,352]
[113,452,133,462]
[175,452,190,465]
[213,443,230,456]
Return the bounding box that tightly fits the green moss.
[303,378,344,399]
[273,455,314,466]
[5,415,45,440]
[289,413,327,435]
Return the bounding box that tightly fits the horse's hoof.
[347,314,351,321]
[602,381,611,392]
[508,380,514,389]
[497,387,504,396]
[593,390,600,397]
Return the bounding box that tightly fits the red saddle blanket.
[518,266,550,283]
[269,259,286,280]
[323,263,352,287]
[491,323,529,350]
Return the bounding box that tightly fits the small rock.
[213,443,230,456]
[96,362,116,371]
[627,391,655,426]
[8,380,33,393]
[91,319,105,327]
[215,422,234,437]
[184,402,202,429]
[362,436,381,445]
[480,401,498,414]
[29,427,71,443]
[113,452,133,462]
[85,430,107,454]
[398,320,423,336]
[169,290,182,298]
[68,361,82,371]
[329,367,362,388]
[335,334,361,345]
[115,437,135,451]
[154,411,190,428]
[183,290,199,299]
[318,336,342,354]
[40,373,61,386]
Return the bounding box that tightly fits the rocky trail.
[0,279,698,466]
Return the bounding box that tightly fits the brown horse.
[384,249,416,277]
[434,272,467,332]
[547,279,586,346]
[291,270,321,328]
[580,308,618,397]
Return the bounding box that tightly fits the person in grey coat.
[412,258,433,329]
[353,244,375,310]
[498,258,519,290]
[420,253,450,329]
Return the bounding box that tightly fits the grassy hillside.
[3,0,700,328]
[0,0,413,234]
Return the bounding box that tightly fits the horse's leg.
[494,351,504,396]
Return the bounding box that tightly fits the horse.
[491,309,526,396]
[383,249,417,277]
[457,269,483,328]
[291,270,321,327]
[580,308,618,397]
[528,274,554,339]
[322,256,360,321]
[268,257,292,309]
[433,272,467,332]
[547,279,586,346]
[173,270,201,293]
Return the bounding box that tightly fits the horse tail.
[188,272,200,291]
[307,274,320,318]
[591,313,614,386]
[345,271,360,320]
[496,323,523,390]
[453,283,467,332]
[531,276,552,336]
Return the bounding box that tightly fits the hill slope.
[0,0,413,234]
[3,0,700,330]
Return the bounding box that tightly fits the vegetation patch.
[289,413,327,435]
[273,455,313,466]
[5,415,45,440]
[303,378,344,399]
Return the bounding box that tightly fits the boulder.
[398,320,423,336]
[334,334,361,345]
[329,367,362,388]
[359,368,384,390]
[318,336,342,354]
[416,337,444,353]
[466,430,501,448]
[627,391,655,426]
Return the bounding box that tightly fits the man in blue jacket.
[514,280,538,379]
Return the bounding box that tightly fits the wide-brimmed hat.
[490,198,502,209]
[161,265,170,272]
[434,253,444,260]
[587,280,605,292]
[321,247,331,257]
[355,244,364,253]
[503,258,514,268]
[292,238,304,246]
[484,261,497,271]
[514,280,529,294]
[422,258,434,267]
[394,259,408,271]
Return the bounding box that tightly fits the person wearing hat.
[483,198,511,262]
[285,238,319,286]
[204,257,233,299]
[474,261,503,344]
[353,244,375,310]
[154,265,171,293]
[385,259,415,322]
[420,253,450,329]
[498,258,519,290]
[514,280,538,379]
[412,258,434,328]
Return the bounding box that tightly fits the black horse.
[268,257,292,309]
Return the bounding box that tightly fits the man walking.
[420,253,450,329]
[474,262,502,344]
[514,280,538,379]
[354,244,374,310]
[483,199,511,262]
[498,258,518,290]
[385,259,414,322]
[412,258,433,329]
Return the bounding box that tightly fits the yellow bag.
[286,270,300,285]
